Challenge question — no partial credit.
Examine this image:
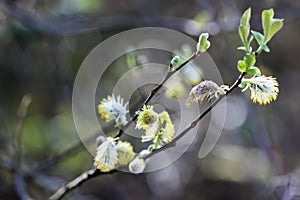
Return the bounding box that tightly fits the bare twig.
[49,168,117,200]
[144,72,246,159]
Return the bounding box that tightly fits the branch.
[50,72,246,199]
[115,52,200,138]
[12,95,32,168]
[49,168,117,200]
[11,95,33,200]
[144,72,246,159]
[1,0,221,37]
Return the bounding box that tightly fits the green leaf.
[244,53,256,67]
[240,8,251,27]
[239,25,249,47]
[126,52,136,69]
[238,8,251,47]
[247,66,261,76]
[247,35,254,51]
[261,44,270,53]
[251,30,264,46]
[262,9,274,41]
[237,60,247,72]
[266,18,284,42]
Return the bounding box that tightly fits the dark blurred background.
[0,0,300,199]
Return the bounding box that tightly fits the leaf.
[247,35,254,51]
[237,60,247,72]
[237,46,247,51]
[238,8,251,47]
[126,52,136,69]
[251,30,264,46]
[247,66,261,76]
[240,8,251,27]
[266,18,284,42]
[244,53,256,68]
[239,25,249,47]
[262,9,274,41]
[261,44,270,53]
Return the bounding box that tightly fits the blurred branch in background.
[11,95,33,200]
[2,0,299,37]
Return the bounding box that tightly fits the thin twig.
[115,52,200,138]
[144,72,246,159]
[49,168,117,200]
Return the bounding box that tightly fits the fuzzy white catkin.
[129,158,145,174]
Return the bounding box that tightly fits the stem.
[144,72,246,159]
[256,45,263,55]
[114,52,200,138]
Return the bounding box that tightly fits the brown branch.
[49,168,117,200]
[144,72,246,159]
[50,72,246,199]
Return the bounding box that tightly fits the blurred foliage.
[0,0,300,199]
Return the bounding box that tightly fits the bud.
[170,55,180,67]
[129,158,145,174]
[196,33,211,53]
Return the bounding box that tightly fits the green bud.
[126,47,137,69]
[237,60,247,72]
[247,66,261,76]
[238,81,247,89]
[197,33,211,53]
[170,55,180,67]
[244,53,256,68]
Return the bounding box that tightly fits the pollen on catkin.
[98,94,128,126]
[241,75,279,105]
[136,105,158,130]
[94,137,118,172]
[117,140,136,165]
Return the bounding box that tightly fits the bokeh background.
[0,0,300,199]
